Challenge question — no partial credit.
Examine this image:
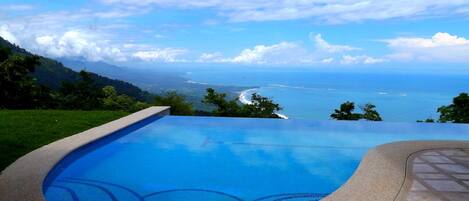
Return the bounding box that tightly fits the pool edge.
[322,140,469,201]
[0,106,170,201]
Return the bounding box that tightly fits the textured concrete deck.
[324,141,469,201]
[406,149,469,201]
[0,106,170,201]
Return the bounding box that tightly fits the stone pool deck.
[0,108,468,201]
[324,141,469,201]
[406,149,469,201]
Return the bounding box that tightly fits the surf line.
[238,88,289,119]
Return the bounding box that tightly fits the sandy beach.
[239,88,289,119]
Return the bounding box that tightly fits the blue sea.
[184,69,469,122]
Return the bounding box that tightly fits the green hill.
[59,59,252,110]
[0,37,152,101]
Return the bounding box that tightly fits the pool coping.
[322,140,469,201]
[0,106,170,201]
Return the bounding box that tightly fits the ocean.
[183,69,468,122]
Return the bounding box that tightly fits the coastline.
[239,88,289,119]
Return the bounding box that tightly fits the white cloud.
[31,31,127,62]
[0,25,19,45]
[232,42,294,64]
[196,33,384,65]
[311,33,359,53]
[341,55,386,65]
[93,8,144,19]
[385,32,469,62]
[197,42,311,64]
[32,30,186,62]
[35,35,54,46]
[0,12,384,66]
[229,42,308,64]
[0,10,184,63]
[0,11,133,62]
[0,4,34,11]
[132,48,187,62]
[197,52,224,62]
[387,32,469,48]
[321,58,334,64]
[100,0,469,23]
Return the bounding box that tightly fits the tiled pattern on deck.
[406,149,469,201]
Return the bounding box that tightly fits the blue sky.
[1,0,469,70]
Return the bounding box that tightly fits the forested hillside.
[0,37,151,101]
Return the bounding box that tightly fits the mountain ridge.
[58,58,252,110]
[0,37,152,101]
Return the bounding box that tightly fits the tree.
[361,104,382,121]
[330,101,362,120]
[331,101,382,121]
[203,88,241,117]
[241,93,282,118]
[0,47,50,108]
[154,91,194,115]
[102,86,148,112]
[437,93,469,123]
[203,88,282,118]
[131,101,150,113]
[417,118,435,123]
[0,47,11,61]
[59,70,104,110]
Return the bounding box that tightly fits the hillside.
[0,37,151,101]
[59,59,251,110]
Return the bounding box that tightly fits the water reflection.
[45,116,469,201]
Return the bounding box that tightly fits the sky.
[1,0,469,71]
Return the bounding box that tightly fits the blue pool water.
[44,116,469,201]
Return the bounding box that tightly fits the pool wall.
[0,106,170,201]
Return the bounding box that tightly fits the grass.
[0,110,128,171]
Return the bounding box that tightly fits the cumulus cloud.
[132,49,187,62]
[311,33,359,53]
[230,42,303,64]
[154,34,165,38]
[31,31,127,62]
[197,33,384,65]
[0,10,184,63]
[0,25,19,45]
[0,24,185,63]
[100,0,469,23]
[385,32,469,62]
[0,3,385,66]
[197,52,224,62]
[340,55,387,65]
[198,42,311,65]
[0,4,34,11]
[321,58,334,64]
[387,32,469,48]
[0,11,124,60]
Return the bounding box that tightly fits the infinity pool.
[44,116,469,201]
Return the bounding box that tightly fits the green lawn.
[0,110,128,171]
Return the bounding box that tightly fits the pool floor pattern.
[407,149,469,201]
[45,179,327,201]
